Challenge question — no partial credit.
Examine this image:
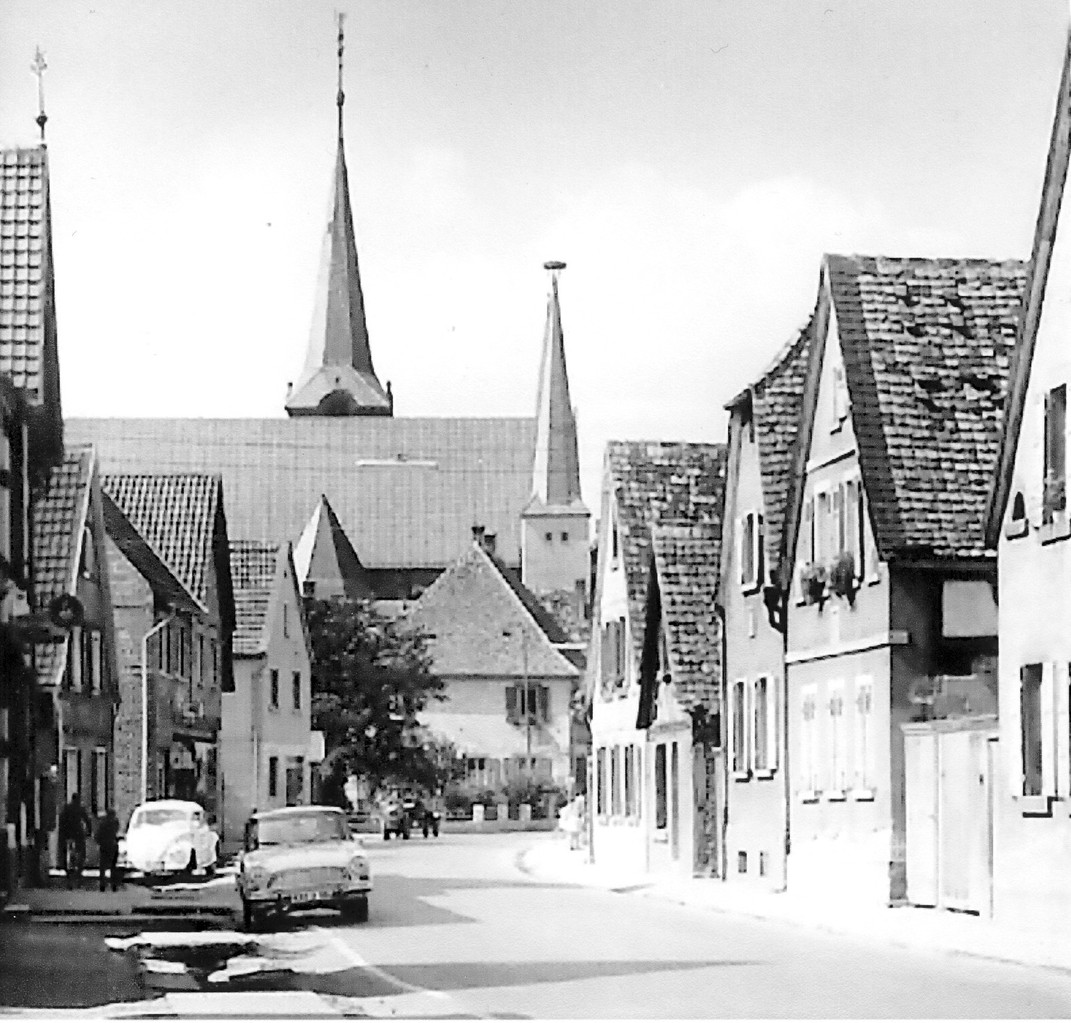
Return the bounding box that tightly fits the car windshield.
[256,812,348,846]
[132,808,189,828]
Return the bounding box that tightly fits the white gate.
[902,716,996,915]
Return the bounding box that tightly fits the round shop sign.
[48,594,85,630]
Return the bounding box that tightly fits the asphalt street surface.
[4,833,1071,1018]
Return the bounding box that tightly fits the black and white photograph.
[0,1,1069,1018]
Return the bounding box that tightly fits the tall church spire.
[530,261,583,507]
[286,15,392,418]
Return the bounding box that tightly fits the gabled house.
[222,540,315,849]
[102,474,235,834]
[31,445,119,867]
[1,144,66,889]
[985,30,1071,934]
[585,441,726,878]
[721,321,814,891]
[405,527,583,792]
[783,254,1024,909]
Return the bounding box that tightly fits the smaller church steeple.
[285,15,392,418]
[521,262,589,598]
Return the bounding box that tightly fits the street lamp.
[142,615,175,803]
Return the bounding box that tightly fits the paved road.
[8,834,1071,1018]
[242,832,1071,1018]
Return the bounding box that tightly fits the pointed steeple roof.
[285,21,391,419]
[528,262,584,510]
[293,494,375,600]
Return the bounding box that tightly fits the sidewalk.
[520,836,1071,975]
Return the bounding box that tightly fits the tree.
[305,597,448,795]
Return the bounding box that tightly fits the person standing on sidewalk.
[58,793,91,889]
[95,809,121,892]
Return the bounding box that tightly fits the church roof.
[529,269,584,511]
[292,494,375,599]
[284,134,389,417]
[69,417,536,571]
[405,534,579,678]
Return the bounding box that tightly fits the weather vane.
[30,46,47,141]
[336,12,346,138]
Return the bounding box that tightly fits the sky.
[0,1,1067,510]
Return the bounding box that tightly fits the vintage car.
[118,799,219,877]
[237,805,372,931]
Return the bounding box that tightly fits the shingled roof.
[826,254,1026,561]
[102,474,223,609]
[986,31,1071,545]
[606,441,727,663]
[69,417,534,571]
[637,523,722,725]
[31,444,94,686]
[1,147,62,469]
[405,535,579,679]
[230,540,278,656]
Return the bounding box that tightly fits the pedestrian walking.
[95,808,121,892]
[58,792,91,889]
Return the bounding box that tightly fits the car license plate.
[291,890,326,903]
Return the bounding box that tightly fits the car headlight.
[244,865,270,890]
[347,856,370,881]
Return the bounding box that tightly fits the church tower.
[286,17,392,418]
[521,262,590,598]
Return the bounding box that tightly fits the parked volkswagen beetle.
[118,799,219,877]
[237,805,372,931]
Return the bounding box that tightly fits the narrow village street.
[3,834,1071,1019]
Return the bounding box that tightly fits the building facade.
[223,541,315,849]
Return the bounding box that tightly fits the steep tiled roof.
[827,254,1026,560]
[69,418,534,571]
[230,540,278,656]
[293,495,375,600]
[749,320,815,577]
[406,539,579,678]
[649,523,722,713]
[31,445,94,686]
[102,474,222,607]
[986,31,1071,544]
[607,441,727,659]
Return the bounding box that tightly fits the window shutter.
[756,512,765,588]
[1042,662,1057,797]
[1019,667,1029,796]
[1055,662,1070,799]
[767,675,779,771]
[505,685,519,724]
[537,685,550,723]
[737,515,746,586]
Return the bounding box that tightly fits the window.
[654,743,667,830]
[815,490,831,563]
[1044,384,1067,524]
[1021,664,1043,796]
[596,747,606,815]
[832,357,850,427]
[303,580,316,598]
[67,628,82,691]
[292,671,301,710]
[611,517,619,561]
[853,677,875,792]
[753,677,776,772]
[561,531,569,542]
[611,747,621,815]
[268,756,279,798]
[739,511,764,590]
[844,478,864,578]
[832,483,845,554]
[796,496,815,603]
[800,685,819,795]
[623,744,634,816]
[731,680,748,775]
[545,531,553,542]
[89,631,102,695]
[632,746,643,816]
[269,669,279,709]
[283,604,289,639]
[506,684,549,724]
[212,641,219,685]
[93,748,107,815]
[178,623,187,679]
[80,527,98,579]
[63,747,79,805]
[828,683,847,795]
[601,618,627,686]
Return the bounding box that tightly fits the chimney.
[471,524,485,544]
[484,532,497,556]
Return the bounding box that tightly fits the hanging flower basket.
[801,563,827,606]
[829,551,857,604]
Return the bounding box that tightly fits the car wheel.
[241,898,258,932]
[340,896,369,924]
[402,828,410,840]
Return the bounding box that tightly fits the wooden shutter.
[505,685,519,724]
[537,685,550,723]
[756,512,765,587]
[1055,662,1070,799]
[1042,662,1056,796]
[766,675,779,772]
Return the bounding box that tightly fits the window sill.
[851,787,875,802]
[1040,514,1071,545]
[732,770,751,782]
[652,831,669,843]
[741,579,762,597]
[753,768,776,780]
[799,790,821,804]
[825,789,848,802]
[1018,795,1054,817]
[1004,517,1029,540]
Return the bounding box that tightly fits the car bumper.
[244,883,372,912]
